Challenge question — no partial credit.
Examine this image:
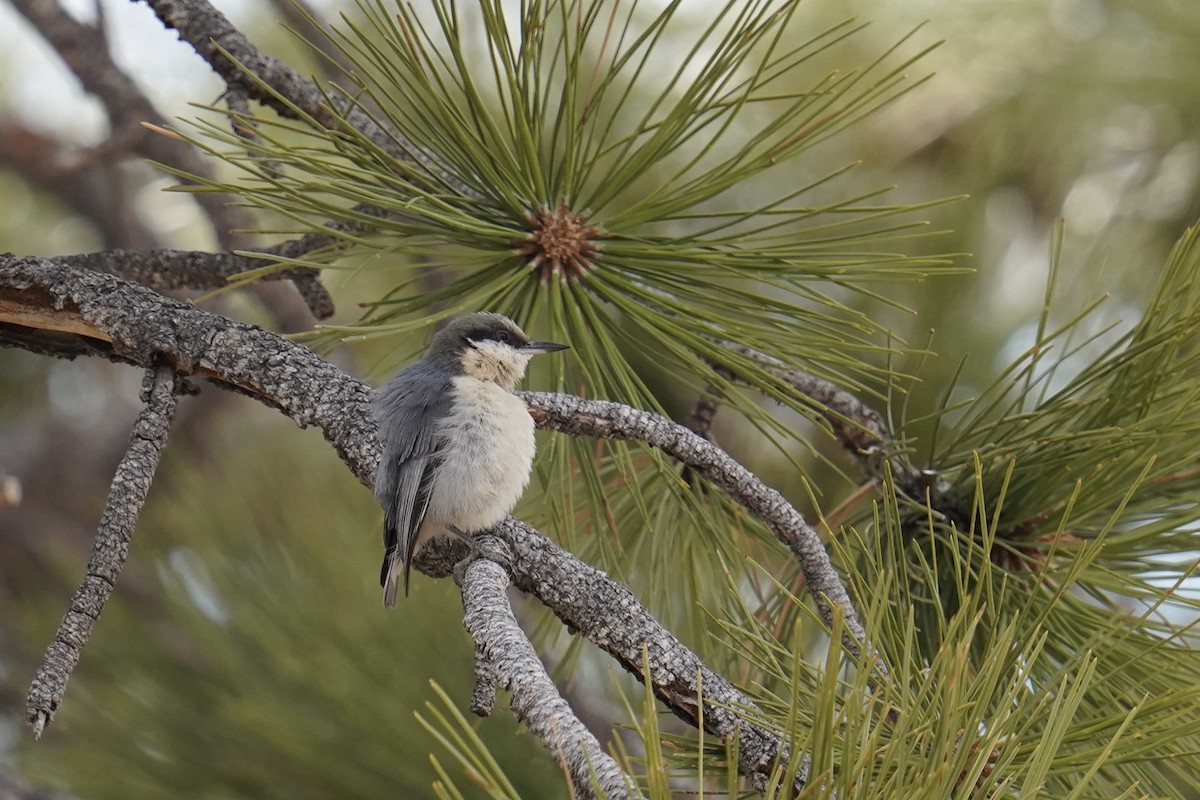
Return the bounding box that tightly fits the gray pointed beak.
[521,340,570,354]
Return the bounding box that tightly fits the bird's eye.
[495,331,510,343]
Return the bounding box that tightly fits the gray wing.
[373,361,453,605]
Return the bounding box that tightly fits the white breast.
[426,375,537,533]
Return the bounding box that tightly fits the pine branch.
[136,0,477,199]
[496,518,808,793]
[522,391,882,678]
[0,256,375,482]
[0,255,815,790]
[460,538,643,800]
[56,248,333,320]
[25,363,180,737]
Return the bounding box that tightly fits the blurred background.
[2,0,1199,796]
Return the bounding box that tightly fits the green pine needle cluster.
[160,0,955,625]
[168,0,956,405]
[425,490,1200,797]
[890,223,1200,661]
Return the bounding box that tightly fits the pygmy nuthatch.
[373,313,568,605]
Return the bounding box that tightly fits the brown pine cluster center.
[512,202,600,282]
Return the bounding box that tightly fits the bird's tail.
[381,549,402,608]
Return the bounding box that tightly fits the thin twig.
[137,0,480,201]
[24,363,179,737]
[623,282,908,482]
[719,339,917,483]
[460,537,643,800]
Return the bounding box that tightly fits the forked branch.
[497,518,808,793]
[1,255,831,791]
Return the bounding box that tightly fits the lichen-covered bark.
[0,255,374,482]
[0,254,817,791]
[460,542,643,800]
[497,518,808,792]
[520,391,877,673]
[25,364,179,736]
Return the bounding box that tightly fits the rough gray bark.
[0,256,375,482]
[56,249,332,320]
[460,540,643,800]
[0,255,825,792]
[24,364,179,737]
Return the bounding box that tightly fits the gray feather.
[373,360,454,605]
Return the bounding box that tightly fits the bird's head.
[427,312,568,389]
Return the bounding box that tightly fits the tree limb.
[1,256,874,670]
[0,255,374,479]
[495,518,808,793]
[0,255,815,790]
[520,391,881,677]
[24,363,180,737]
[460,538,643,800]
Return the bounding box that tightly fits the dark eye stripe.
[463,327,523,344]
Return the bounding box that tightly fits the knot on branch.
[512,202,601,283]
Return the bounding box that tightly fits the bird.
[372,312,568,606]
